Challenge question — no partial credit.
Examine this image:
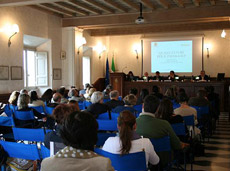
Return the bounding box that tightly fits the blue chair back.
[97,132,116,147]
[171,123,186,136]
[0,117,12,127]
[95,148,147,171]
[118,96,122,101]
[150,136,171,152]
[98,112,110,120]
[103,98,110,103]
[45,105,55,115]
[13,127,46,142]
[14,110,34,120]
[78,102,84,110]
[30,106,44,114]
[133,104,142,113]
[0,141,40,160]
[97,119,118,131]
[111,112,119,120]
[183,115,195,127]
[40,144,50,159]
[84,101,92,109]
[173,103,180,109]
[3,104,13,117]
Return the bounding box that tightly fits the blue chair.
[14,110,35,120]
[0,141,40,160]
[45,105,55,115]
[84,101,92,109]
[97,119,118,131]
[98,112,110,120]
[0,116,12,127]
[150,136,171,153]
[94,148,147,171]
[183,115,195,127]
[13,127,47,142]
[96,132,116,147]
[40,144,50,159]
[171,123,186,136]
[173,103,180,109]
[78,102,84,110]
[118,96,122,101]
[103,98,110,103]
[3,104,13,117]
[133,104,142,114]
[30,106,45,114]
[111,112,119,120]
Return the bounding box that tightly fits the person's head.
[128,71,134,76]
[109,90,119,100]
[57,87,65,96]
[200,70,205,77]
[177,92,189,104]
[88,88,96,97]
[117,110,136,155]
[91,91,103,104]
[17,93,30,110]
[8,91,20,106]
[143,95,160,114]
[152,85,159,93]
[52,93,62,103]
[156,98,173,121]
[68,100,80,111]
[106,84,113,91]
[85,83,90,89]
[60,111,98,151]
[144,72,148,77]
[129,88,138,96]
[164,88,175,99]
[197,90,207,98]
[140,89,149,101]
[170,70,175,77]
[52,104,76,124]
[29,90,39,103]
[123,94,137,106]
[156,71,160,76]
[20,89,28,95]
[41,89,53,102]
[68,88,77,98]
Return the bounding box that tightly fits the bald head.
[52,93,62,103]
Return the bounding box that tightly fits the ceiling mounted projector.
[135,3,144,24]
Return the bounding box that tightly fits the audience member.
[20,89,28,95]
[86,91,109,118]
[156,98,183,124]
[44,104,76,149]
[8,91,20,106]
[151,86,163,100]
[41,89,53,104]
[136,89,149,105]
[57,87,68,104]
[129,88,138,96]
[68,100,80,111]
[188,90,209,107]
[48,93,62,108]
[136,95,185,167]
[112,94,137,114]
[28,90,45,107]
[105,90,124,110]
[68,88,85,102]
[103,85,113,99]
[103,110,159,166]
[79,83,90,96]
[41,111,114,171]
[85,87,96,101]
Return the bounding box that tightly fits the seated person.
[41,111,114,171]
[126,71,134,81]
[57,87,68,104]
[152,71,163,81]
[41,89,53,104]
[79,83,90,96]
[142,72,150,81]
[105,90,124,110]
[168,70,178,82]
[28,90,45,107]
[86,91,109,118]
[156,98,183,124]
[112,94,137,114]
[103,85,113,99]
[44,104,76,149]
[20,89,28,95]
[8,91,20,107]
[68,100,80,111]
[198,70,209,81]
[136,89,149,105]
[84,87,96,101]
[48,93,62,108]
[68,88,85,102]
[103,110,159,167]
[188,90,210,107]
[129,88,138,97]
[151,85,163,100]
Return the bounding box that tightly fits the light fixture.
[99,46,106,59]
[204,44,211,58]
[77,37,86,54]
[221,29,226,38]
[135,49,138,59]
[94,42,106,59]
[7,24,19,47]
[132,43,141,59]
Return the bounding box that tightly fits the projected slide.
[151,40,193,73]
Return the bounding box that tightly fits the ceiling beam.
[68,0,102,14]
[192,0,200,7]
[172,0,184,8]
[144,0,165,9]
[84,0,114,13]
[29,5,63,17]
[39,3,75,17]
[104,0,128,12]
[121,0,139,11]
[0,0,67,7]
[55,2,89,16]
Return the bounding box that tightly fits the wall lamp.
[132,43,141,59]
[94,42,106,59]
[99,46,106,59]
[204,44,211,58]
[0,24,19,47]
[77,37,86,54]
[221,29,226,38]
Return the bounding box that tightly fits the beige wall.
[0,6,62,93]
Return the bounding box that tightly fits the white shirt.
[102,137,159,165]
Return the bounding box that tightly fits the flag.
[105,57,110,87]
[111,55,115,72]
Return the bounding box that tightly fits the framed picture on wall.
[11,66,23,80]
[53,68,62,80]
[0,66,9,80]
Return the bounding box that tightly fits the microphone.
[122,66,127,72]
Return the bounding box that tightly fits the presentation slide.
[151,40,193,73]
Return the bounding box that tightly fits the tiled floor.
[189,112,230,171]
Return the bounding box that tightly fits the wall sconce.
[94,42,106,59]
[99,46,106,59]
[8,24,19,47]
[204,44,211,58]
[221,29,226,38]
[77,37,86,54]
[132,43,141,59]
